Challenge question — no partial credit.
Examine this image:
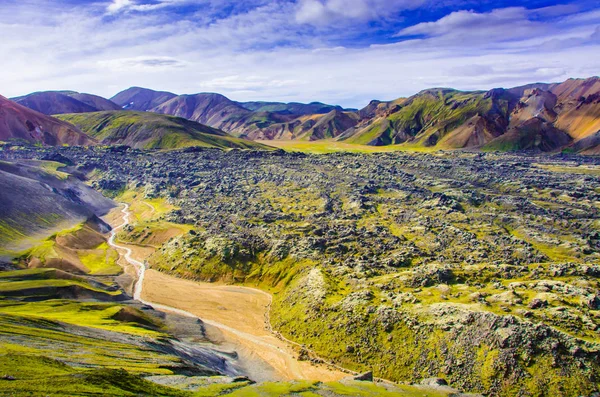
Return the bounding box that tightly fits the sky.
[0,0,599,108]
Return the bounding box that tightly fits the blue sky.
[1,0,599,108]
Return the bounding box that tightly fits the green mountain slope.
[343,89,514,147]
[341,77,600,153]
[56,111,271,150]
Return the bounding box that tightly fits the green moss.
[56,111,272,151]
[0,300,163,337]
[477,344,500,391]
[36,160,70,180]
[226,381,320,397]
[0,268,55,280]
[323,381,449,397]
[0,278,121,296]
[78,242,122,275]
[522,355,598,397]
[195,382,250,396]
[0,355,193,397]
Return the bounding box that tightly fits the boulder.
[420,377,448,386]
[353,372,373,382]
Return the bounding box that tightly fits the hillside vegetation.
[56,111,271,150]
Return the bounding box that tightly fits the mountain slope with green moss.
[340,77,599,153]
[56,111,271,150]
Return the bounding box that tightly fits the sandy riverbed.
[104,205,346,382]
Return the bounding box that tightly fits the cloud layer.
[1,0,598,108]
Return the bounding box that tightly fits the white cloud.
[198,75,301,92]
[106,0,191,14]
[99,56,187,71]
[107,0,133,13]
[0,1,598,109]
[396,7,544,43]
[295,0,424,25]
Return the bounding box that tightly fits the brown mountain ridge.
[0,95,94,146]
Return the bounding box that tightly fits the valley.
[0,149,470,396]
[106,201,347,383]
[0,142,599,396]
[2,0,599,394]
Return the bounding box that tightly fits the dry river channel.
[106,204,347,383]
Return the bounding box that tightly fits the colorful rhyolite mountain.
[0,95,268,150]
[106,77,600,153]
[11,76,600,153]
[340,77,600,153]
[0,95,94,146]
[12,91,121,115]
[56,111,271,150]
[112,89,360,141]
[110,87,177,112]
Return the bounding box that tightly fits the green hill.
[56,111,271,150]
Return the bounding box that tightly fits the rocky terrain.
[1,143,599,396]
[0,146,480,396]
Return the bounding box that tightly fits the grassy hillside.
[0,267,225,397]
[56,111,271,150]
[340,78,600,153]
[344,89,510,147]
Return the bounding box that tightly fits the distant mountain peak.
[0,94,94,146]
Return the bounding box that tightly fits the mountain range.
[5,76,600,153]
[56,111,269,150]
[341,78,600,153]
